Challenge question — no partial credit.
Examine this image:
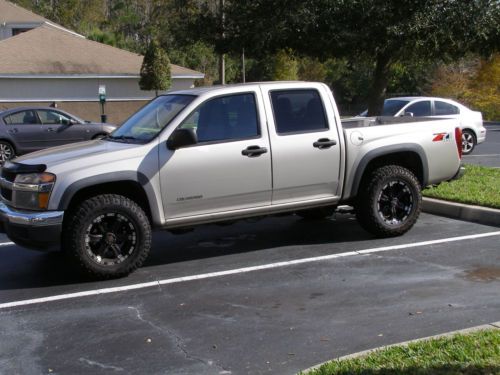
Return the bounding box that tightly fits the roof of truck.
[168,81,317,96]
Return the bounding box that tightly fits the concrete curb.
[302,321,500,373]
[422,197,500,227]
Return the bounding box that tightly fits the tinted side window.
[270,90,328,134]
[5,110,38,125]
[37,110,72,125]
[435,101,459,115]
[180,93,259,143]
[405,101,431,116]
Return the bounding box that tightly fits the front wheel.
[63,194,152,278]
[355,165,421,237]
[462,130,476,155]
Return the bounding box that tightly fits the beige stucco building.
[0,0,204,124]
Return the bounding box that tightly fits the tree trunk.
[367,54,392,116]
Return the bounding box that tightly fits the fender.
[348,143,429,199]
[57,171,162,225]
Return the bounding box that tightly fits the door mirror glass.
[403,111,414,117]
[167,128,197,150]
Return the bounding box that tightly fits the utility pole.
[242,48,246,83]
[219,0,225,85]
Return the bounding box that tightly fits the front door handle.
[47,127,56,132]
[313,138,337,149]
[7,128,18,134]
[242,145,268,157]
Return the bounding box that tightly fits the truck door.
[160,90,272,219]
[261,85,342,204]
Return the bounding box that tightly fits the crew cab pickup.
[0,82,463,278]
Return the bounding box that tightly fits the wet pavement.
[0,212,499,374]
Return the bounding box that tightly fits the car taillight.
[455,127,462,159]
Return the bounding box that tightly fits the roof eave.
[0,74,205,79]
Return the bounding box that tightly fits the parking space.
[0,212,499,374]
[463,122,500,167]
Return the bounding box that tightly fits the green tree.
[272,49,298,80]
[223,0,499,115]
[139,40,172,96]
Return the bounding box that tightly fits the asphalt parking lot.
[463,122,500,167]
[0,211,499,374]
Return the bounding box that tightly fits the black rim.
[85,213,138,266]
[377,180,414,226]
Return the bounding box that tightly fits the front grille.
[0,167,16,202]
[1,187,12,201]
[1,169,16,183]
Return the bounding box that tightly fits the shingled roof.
[0,0,47,24]
[0,24,203,78]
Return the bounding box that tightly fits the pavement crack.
[127,306,216,369]
[79,358,124,372]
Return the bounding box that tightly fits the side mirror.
[402,111,414,117]
[167,128,197,150]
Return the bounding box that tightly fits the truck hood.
[14,140,141,167]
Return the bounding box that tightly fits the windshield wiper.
[105,135,140,143]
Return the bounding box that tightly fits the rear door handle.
[313,138,337,149]
[7,128,18,134]
[47,127,56,132]
[242,145,268,157]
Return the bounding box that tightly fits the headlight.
[13,173,56,210]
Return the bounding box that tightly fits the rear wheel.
[462,129,476,155]
[63,194,151,278]
[355,165,421,237]
[0,141,15,163]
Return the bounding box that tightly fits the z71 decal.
[432,132,451,142]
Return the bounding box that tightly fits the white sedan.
[359,97,486,154]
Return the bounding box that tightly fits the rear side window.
[382,100,410,116]
[405,101,431,116]
[270,90,328,134]
[37,110,72,125]
[435,101,459,115]
[4,110,38,125]
[180,93,260,143]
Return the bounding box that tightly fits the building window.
[12,28,32,36]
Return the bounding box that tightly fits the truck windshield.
[107,95,196,143]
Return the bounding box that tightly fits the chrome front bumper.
[0,201,64,250]
[0,201,64,227]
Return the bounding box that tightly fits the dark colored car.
[0,107,117,162]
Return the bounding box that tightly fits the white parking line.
[463,154,500,157]
[1,231,499,310]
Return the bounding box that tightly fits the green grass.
[423,164,500,209]
[304,329,500,375]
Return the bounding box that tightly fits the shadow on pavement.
[0,213,372,291]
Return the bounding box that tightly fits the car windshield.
[107,95,196,143]
[382,99,410,116]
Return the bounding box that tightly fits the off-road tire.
[296,206,335,220]
[355,165,421,238]
[461,129,476,155]
[63,194,151,278]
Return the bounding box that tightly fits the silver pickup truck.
[0,82,463,278]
